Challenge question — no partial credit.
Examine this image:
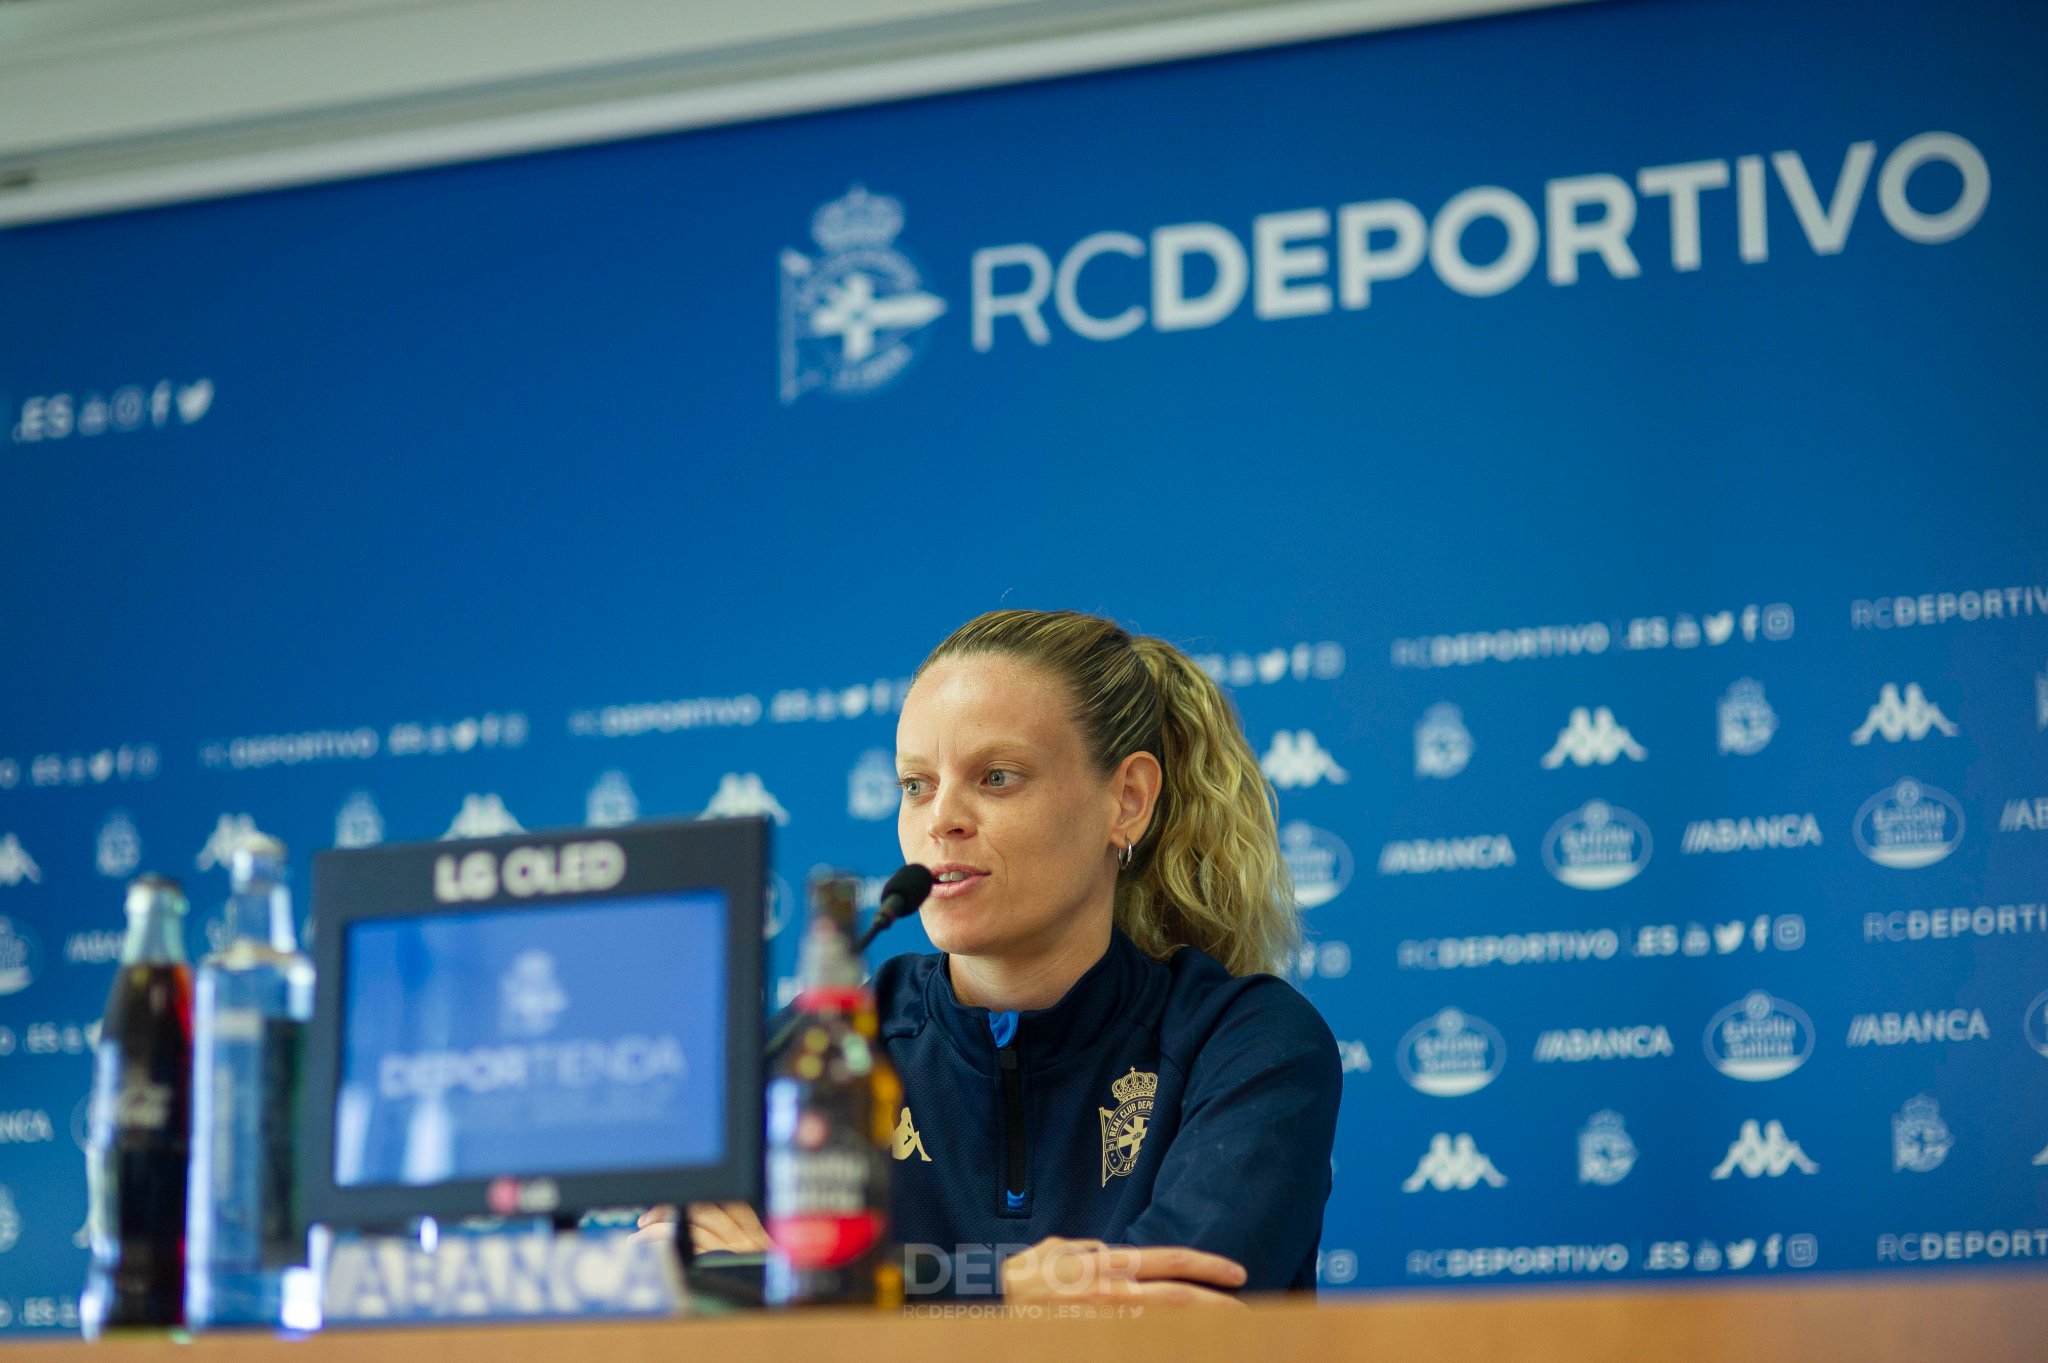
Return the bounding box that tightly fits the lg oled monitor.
[298,816,766,1232]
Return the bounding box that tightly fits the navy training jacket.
[869,927,1341,1299]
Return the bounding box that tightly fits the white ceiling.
[0,0,1592,224]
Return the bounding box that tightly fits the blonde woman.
[653,609,1340,1306]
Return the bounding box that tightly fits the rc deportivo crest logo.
[780,186,947,403]
[0,918,37,996]
[1718,679,1778,756]
[1415,703,1472,778]
[1099,1068,1156,1185]
[499,950,569,1038]
[1892,1095,1952,1173]
[1578,1111,1637,1186]
[96,812,141,879]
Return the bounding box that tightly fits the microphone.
[767,865,933,1059]
[853,864,934,955]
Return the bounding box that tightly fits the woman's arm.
[1117,982,1343,1292]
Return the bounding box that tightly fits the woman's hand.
[631,1201,773,1254]
[1001,1237,1248,1307]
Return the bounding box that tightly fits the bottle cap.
[124,874,188,916]
[230,832,289,884]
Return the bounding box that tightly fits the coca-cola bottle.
[81,875,195,1339]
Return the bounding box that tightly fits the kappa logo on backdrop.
[96,811,141,879]
[848,750,899,822]
[586,771,639,829]
[1541,707,1647,768]
[499,951,570,1038]
[336,792,385,849]
[1281,821,1354,908]
[1851,683,1959,744]
[0,918,40,997]
[1415,703,1473,778]
[1402,1134,1506,1191]
[1717,679,1778,756]
[1855,778,1965,869]
[1711,1120,1817,1179]
[1704,991,1814,1081]
[703,773,790,826]
[1261,731,1349,790]
[1397,1007,1505,1096]
[780,186,947,403]
[196,813,267,871]
[1578,1111,1637,1186]
[1892,1096,1953,1173]
[443,794,524,841]
[1542,800,1652,890]
[0,834,42,887]
[1540,704,1646,769]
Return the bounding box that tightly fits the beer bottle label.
[765,1143,884,1268]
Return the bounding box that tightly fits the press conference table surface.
[7,1276,2042,1363]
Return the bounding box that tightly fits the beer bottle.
[81,875,195,1339]
[762,873,902,1308]
[186,835,318,1330]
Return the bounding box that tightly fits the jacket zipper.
[991,1012,1029,1215]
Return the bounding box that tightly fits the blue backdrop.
[2,0,2046,1329]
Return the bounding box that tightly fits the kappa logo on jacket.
[1099,1068,1157,1185]
[893,1107,931,1162]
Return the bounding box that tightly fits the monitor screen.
[333,891,728,1188]
[299,817,766,1232]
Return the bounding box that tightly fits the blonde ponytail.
[919,610,1299,977]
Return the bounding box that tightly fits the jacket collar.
[917,927,1156,1073]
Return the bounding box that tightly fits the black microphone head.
[881,863,935,918]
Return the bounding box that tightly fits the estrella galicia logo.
[779,185,947,403]
[1704,990,1814,1082]
[2025,988,2048,1060]
[1397,1007,1505,1097]
[1280,821,1353,909]
[1542,800,1652,890]
[1853,778,1965,869]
